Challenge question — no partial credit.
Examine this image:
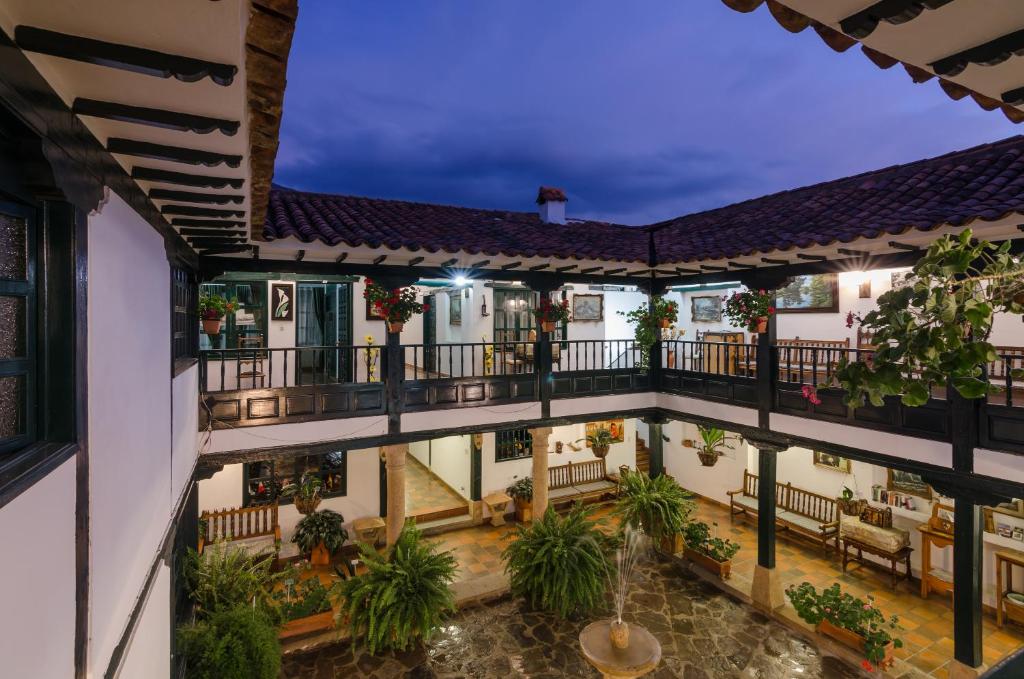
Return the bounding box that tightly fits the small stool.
[352,516,385,546]
[483,491,513,527]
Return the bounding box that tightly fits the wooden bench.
[547,459,617,507]
[727,470,839,555]
[775,338,851,385]
[199,502,281,558]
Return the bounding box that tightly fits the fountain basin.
[579,619,661,679]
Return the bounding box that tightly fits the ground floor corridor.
[405,455,468,520]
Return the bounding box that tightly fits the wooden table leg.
[997,558,1005,628]
[842,540,849,573]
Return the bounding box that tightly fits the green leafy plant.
[837,230,1024,408]
[198,293,238,320]
[338,523,457,654]
[618,296,679,370]
[182,547,280,618]
[578,427,613,448]
[723,289,775,332]
[363,278,428,324]
[506,476,533,502]
[272,568,337,622]
[694,426,739,465]
[502,505,616,618]
[280,471,323,514]
[614,470,694,543]
[786,582,903,668]
[292,509,349,555]
[177,606,281,679]
[682,521,740,563]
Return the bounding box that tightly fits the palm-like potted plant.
[618,296,679,370]
[292,509,348,566]
[723,288,775,333]
[280,472,323,515]
[682,521,740,579]
[786,582,903,672]
[198,293,238,336]
[505,477,533,522]
[534,296,570,333]
[614,470,694,554]
[363,278,428,333]
[694,426,740,467]
[577,427,614,459]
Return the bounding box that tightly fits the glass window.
[0,205,34,455]
[171,267,197,364]
[493,288,567,343]
[495,429,533,462]
[199,281,268,352]
[243,451,348,507]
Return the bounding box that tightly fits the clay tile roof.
[536,186,568,204]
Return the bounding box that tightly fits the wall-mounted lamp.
[454,275,468,287]
[480,294,489,316]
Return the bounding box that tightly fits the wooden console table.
[842,537,913,590]
[918,524,954,599]
[995,550,1024,628]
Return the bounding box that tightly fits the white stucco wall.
[120,565,170,679]
[409,435,472,500]
[0,457,76,679]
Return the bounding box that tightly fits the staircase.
[635,436,651,475]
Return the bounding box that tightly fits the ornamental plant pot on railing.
[540,321,556,333]
[683,546,731,579]
[816,619,894,670]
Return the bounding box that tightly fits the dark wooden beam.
[837,247,870,257]
[796,253,827,261]
[14,26,237,85]
[470,259,490,268]
[675,267,700,275]
[148,188,244,205]
[72,98,239,136]
[579,266,601,274]
[700,264,727,271]
[160,205,245,218]
[655,269,676,276]
[295,250,305,262]
[197,245,251,256]
[555,264,577,272]
[107,138,241,168]
[372,254,387,265]
[408,256,424,266]
[187,236,247,247]
[887,241,920,251]
[529,263,549,271]
[501,261,522,270]
[1003,86,1024,107]
[839,0,952,40]
[335,252,348,264]
[931,27,1024,78]
[761,257,789,265]
[440,258,457,267]
[179,227,247,238]
[132,166,243,189]
[728,261,756,269]
[170,218,245,228]
[604,268,625,275]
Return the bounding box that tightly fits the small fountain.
[579,526,662,678]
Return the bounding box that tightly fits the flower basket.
[310,541,331,566]
[697,450,719,467]
[201,318,222,335]
[591,444,610,459]
[363,278,428,328]
[755,316,768,333]
[816,619,894,669]
[386,320,404,333]
[540,320,556,333]
[293,495,321,515]
[514,497,532,523]
[724,290,775,334]
[534,297,570,333]
[659,318,671,329]
[684,546,731,579]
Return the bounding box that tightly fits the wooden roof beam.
[930,27,1024,78]
[108,138,241,168]
[170,218,246,228]
[132,166,243,189]
[73,98,239,136]
[149,189,244,205]
[501,261,522,270]
[837,247,870,257]
[161,205,245,218]
[796,253,827,261]
[839,0,953,40]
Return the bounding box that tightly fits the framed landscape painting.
[813,451,851,473]
[887,468,932,500]
[691,295,722,322]
[775,273,839,313]
[572,294,604,321]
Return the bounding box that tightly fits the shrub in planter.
[577,427,614,458]
[614,470,694,552]
[280,472,323,515]
[363,278,428,333]
[292,509,348,565]
[506,477,533,522]
[786,582,903,670]
[681,521,740,578]
[177,605,281,679]
[723,289,775,333]
[503,505,616,618]
[338,523,457,654]
[618,297,679,371]
[182,547,280,618]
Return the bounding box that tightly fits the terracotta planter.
[1014,291,1024,306]
[514,498,532,523]
[658,532,685,555]
[591,444,610,459]
[755,317,768,333]
[816,619,894,669]
[279,610,334,640]
[293,495,321,515]
[684,546,731,579]
[201,318,222,335]
[540,321,556,333]
[310,542,331,566]
[386,320,404,333]
[659,319,671,329]
[697,450,720,467]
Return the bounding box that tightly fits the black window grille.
[495,429,533,462]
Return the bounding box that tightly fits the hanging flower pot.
[534,297,570,335]
[659,318,671,329]
[591,444,610,459]
[697,450,719,467]
[755,316,768,333]
[310,541,331,566]
[540,321,556,333]
[198,293,237,337]
[201,318,222,335]
[294,495,321,515]
[386,320,405,333]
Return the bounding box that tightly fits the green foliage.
[614,470,694,542]
[682,521,740,563]
[279,471,322,504]
[182,547,280,618]
[578,427,613,449]
[292,509,349,554]
[786,582,903,666]
[723,288,775,332]
[618,296,679,370]
[506,476,533,502]
[837,230,1024,408]
[198,292,237,320]
[338,523,457,654]
[502,505,616,618]
[271,568,337,622]
[695,426,738,460]
[177,606,281,679]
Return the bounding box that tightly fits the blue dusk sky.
[273,1,1016,225]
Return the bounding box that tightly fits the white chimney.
[536,186,567,224]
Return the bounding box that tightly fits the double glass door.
[296,282,352,383]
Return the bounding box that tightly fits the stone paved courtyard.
[281,556,909,679]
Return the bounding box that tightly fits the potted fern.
[502,505,615,618]
[506,477,533,523]
[279,472,322,515]
[577,427,614,459]
[682,521,740,579]
[338,523,456,654]
[614,470,694,554]
[291,509,348,566]
[694,426,739,467]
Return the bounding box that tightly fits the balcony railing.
[197,339,1024,455]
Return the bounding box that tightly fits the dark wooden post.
[755,310,777,430]
[527,279,561,418]
[953,498,984,670]
[378,454,387,519]
[750,439,786,611]
[470,433,482,502]
[645,279,666,389]
[373,274,419,435]
[642,415,665,478]
[950,385,979,473]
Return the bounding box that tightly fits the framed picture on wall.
[887,468,932,500]
[572,294,604,321]
[270,283,293,321]
[586,419,624,443]
[813,451,851,473]
[775,273,839,313]
[691,295,723,322]
[449,291,462,325]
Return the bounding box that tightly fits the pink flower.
[824,607,831,613]
[801,385,822,406]
[863,604,872,610]
[845,311,855,329]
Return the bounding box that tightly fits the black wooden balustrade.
[402,341,535,380]
[199,345,379,393]
[659,340,758,405]
[549,339,649,398]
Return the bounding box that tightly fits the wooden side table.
[918,524,954,599]
[842,537,913,590]
[995,549,1024,628]
[352,516,385,546]
[483,492,513,526]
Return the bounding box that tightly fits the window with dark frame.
[495,429,533,462]
[171,266,198,368]
[242,451,348,507]
[0,202,36,455]
[199,280,268,353]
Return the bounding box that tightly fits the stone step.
[410,503,469,524]
[416,514,476,536]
